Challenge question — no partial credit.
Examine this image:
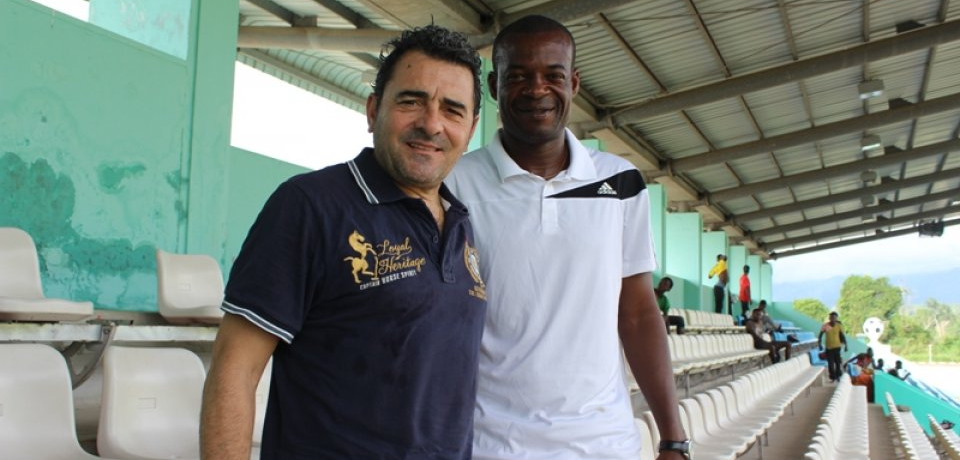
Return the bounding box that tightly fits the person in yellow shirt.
[818,312,848,382]
[707,254,728,315]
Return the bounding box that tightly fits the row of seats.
[637,356,823,460]
[0,227,223,324]
[885,392,939,460]
[804,374,869,460]
[0,343,269,460]
[668,333,768,376]
[928,413,960,460]
[668,308,740,333]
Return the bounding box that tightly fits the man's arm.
[839,328,848,351]
[201,313,279,460]
[818,329,824,350]
[618,272,686,460]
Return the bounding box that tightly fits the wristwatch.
[658,439,692,459]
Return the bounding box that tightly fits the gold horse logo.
[343,230,377,284]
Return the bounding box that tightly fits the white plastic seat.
[97,346,206,460]
[156,249,225,324]
[635,417,656,460]
[0,343,114,460]
[0,227,94,321]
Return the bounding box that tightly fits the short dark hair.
[661,276,673,288]
[491,15,576,74]
[374,25,482,115]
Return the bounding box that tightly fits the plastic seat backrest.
[0,343,103,460]
[98,346,206,460]
[635,417,656,460]
[0,227,44,298]
[156,249,225,323]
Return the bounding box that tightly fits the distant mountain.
[774,267,960,307]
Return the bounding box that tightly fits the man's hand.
[819,344,823,351]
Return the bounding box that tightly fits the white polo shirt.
[446,129,658,460]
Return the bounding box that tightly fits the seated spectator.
[654,277,685,334]
[888,360,911,380]
[873,358,885,371]
[745,309,791,363]
[847,352,876,402]
[757,300,799,343]
[942,419,955,430]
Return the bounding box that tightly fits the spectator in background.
[757,300,799,343]
[888,360,911,380]
[849,351,876,402]
[738,265,751,321]
[818,311,848,382]
[874,358,885,371]
[746,309,792,363]
[655,277,686,335]
[707,254,729,315]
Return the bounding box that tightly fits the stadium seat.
[156,249,225,324]
[0,343,114,460]
[97,346,205,460]
[0,227,94,321]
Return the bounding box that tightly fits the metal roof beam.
[606,19,960,126]
[770,218,960,258]
[237,26,400,52]
[500,0,636,30]
[732,166,960,223]
[669,92,960,173]
[762,203,960,250]
[708,138,960,202]
[348,0,487,33]
[751,188,960,238]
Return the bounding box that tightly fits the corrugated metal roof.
[236,0,960,258]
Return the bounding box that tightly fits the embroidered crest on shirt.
[464,241,486,300]
[343,230,426,290]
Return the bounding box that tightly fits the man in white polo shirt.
[446,14,688,460]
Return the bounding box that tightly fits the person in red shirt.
[738,265,751,321]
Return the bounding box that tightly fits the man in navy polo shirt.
[200,25,486,460]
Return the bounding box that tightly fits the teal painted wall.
[876,372,960,437]
[1,0,191,309]
[0,0,273,311]
[747,254,761,304]
[760,262,773,303]
[648,184,666,278]
[665,212,702,308]
[700,231,727,311]
[225,148,309,268]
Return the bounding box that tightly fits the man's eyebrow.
[396,89,468,112]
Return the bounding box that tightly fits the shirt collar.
[347,147,467,215]
[487,128,597,182]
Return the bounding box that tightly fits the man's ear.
[487,70,498,101]
[571,67,581,97]
[365,94,378,133]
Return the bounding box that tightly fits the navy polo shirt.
[223,148,487,460]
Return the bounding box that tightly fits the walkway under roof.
[235,0,960,259]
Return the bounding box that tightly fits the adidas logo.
[597,182,617,196]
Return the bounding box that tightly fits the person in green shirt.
[655,277,685,335]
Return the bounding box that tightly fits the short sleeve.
[222,180,323,343]
[622,186,658,277]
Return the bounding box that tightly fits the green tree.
[792,298,830,322]
[913,298,955,341]
[836,275,902,338]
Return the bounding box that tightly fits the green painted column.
[183,0,239,262]
[665,212,702,308]
[647,184,666,278]
[700,231,728,311]
[468,58,498,152]
[760,261,773,304]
